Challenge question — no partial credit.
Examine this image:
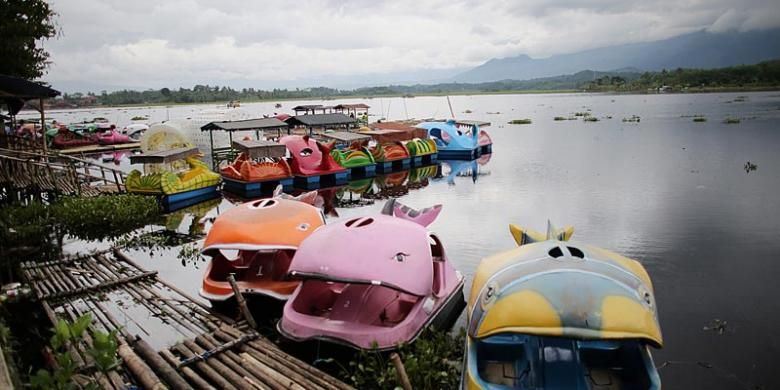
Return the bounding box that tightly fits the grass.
[508,119,532,125]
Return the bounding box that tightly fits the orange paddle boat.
[200,189,324,304]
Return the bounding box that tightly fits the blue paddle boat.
[463,223,662,389]
[417,120,490,159]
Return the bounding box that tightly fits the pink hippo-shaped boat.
[279,135,347,177]
[278,198,466,350]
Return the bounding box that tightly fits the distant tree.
[0,0,58,79]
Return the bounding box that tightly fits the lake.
[42,91,780,389]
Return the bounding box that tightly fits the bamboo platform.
[20,249,353,390]
[0,148,126,197]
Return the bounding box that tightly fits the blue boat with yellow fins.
[463,222,662,390]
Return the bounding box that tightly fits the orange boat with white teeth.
[200,191,324,303]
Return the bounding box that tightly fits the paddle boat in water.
[97,127,131,145]
[220,138,293,197]
[357,129,413,172]
[126,123,221,212]
[123,123,149,140]
[320,131,376,177]
[200,187,323,305]
[279,199,466,350]
[280,135,348,187]
[52,126,97,149]
[417,120,490,160]
[463,223,662,389]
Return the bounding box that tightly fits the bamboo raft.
[20,249,353,390]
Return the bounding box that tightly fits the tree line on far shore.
[59,60,780,107]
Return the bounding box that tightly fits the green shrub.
[343,328,465,389]
[52,194,160,241]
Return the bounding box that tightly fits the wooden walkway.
[0,148,126,197]
[20,249,352,390]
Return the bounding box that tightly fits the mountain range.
[453,28,780,83]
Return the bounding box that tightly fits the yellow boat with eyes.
[464,223,662,390]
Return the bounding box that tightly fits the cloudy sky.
[43,0,780,91]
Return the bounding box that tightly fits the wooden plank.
[320,131,370,143]
[130,147,199,164]
[232,140,286,159]
[57,142,141,155]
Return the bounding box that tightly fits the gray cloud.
[43,0,780,90]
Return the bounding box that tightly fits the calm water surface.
[48,91,780,389]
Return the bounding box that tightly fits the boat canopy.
[467,239,662,347]
[288,214,435,296]
[202,198,324,254]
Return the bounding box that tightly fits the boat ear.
[381,198,397,215]
[272,184,318,205]
[393,201,443,227]
[546,220,574,241]
[509,224,546,246]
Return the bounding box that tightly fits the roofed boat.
[463,223,662,389]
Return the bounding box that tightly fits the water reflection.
[437,154,492,185]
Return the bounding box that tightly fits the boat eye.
[393,252,409,262]
[297,223,310,231]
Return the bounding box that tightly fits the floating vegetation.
[583,116,599,122]
[692,117,707,122]
[744,161,758,173]
[733,96,748,102]
[574,112,591,117]
[723,117,741,124]
[703,319,730,335]
[463,109,472,114]
[508,119,532,125]
[554,116,567,121]
[131,116,149,121]
[623,115,641,122]
[486,111,501,115]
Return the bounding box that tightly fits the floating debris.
[554,116,567,121]
[723,117,741,124]
[703,319,730,335]
[574,112,590,117]
[623,115,641,122]
[693,116,707,122]
[508,119,532,125]
[463,109,472,113]
[733,96,748,102]
[744,161,758,173]
[131,115,149,121]
[583,116,599,122]
[486,111,501,115]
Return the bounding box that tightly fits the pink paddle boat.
[97,127,131,145]
[279,135,347,177]
[278,198,466,350]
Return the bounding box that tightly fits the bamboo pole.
[160,348,215,390]
[173,343,238,390]
[183,339,250,390]
[226,274,256,329]
[132,336,190,390]
[391,353,412,390]
[190,336,270,390]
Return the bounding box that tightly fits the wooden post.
[209,129,216,170]
[390,353,412,390]
[227,273,257,329]
[39,98,48,156]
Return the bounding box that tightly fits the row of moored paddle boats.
[198,192,663,389]
[125,119,495,209]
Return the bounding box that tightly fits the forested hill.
[58,60,780,107]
